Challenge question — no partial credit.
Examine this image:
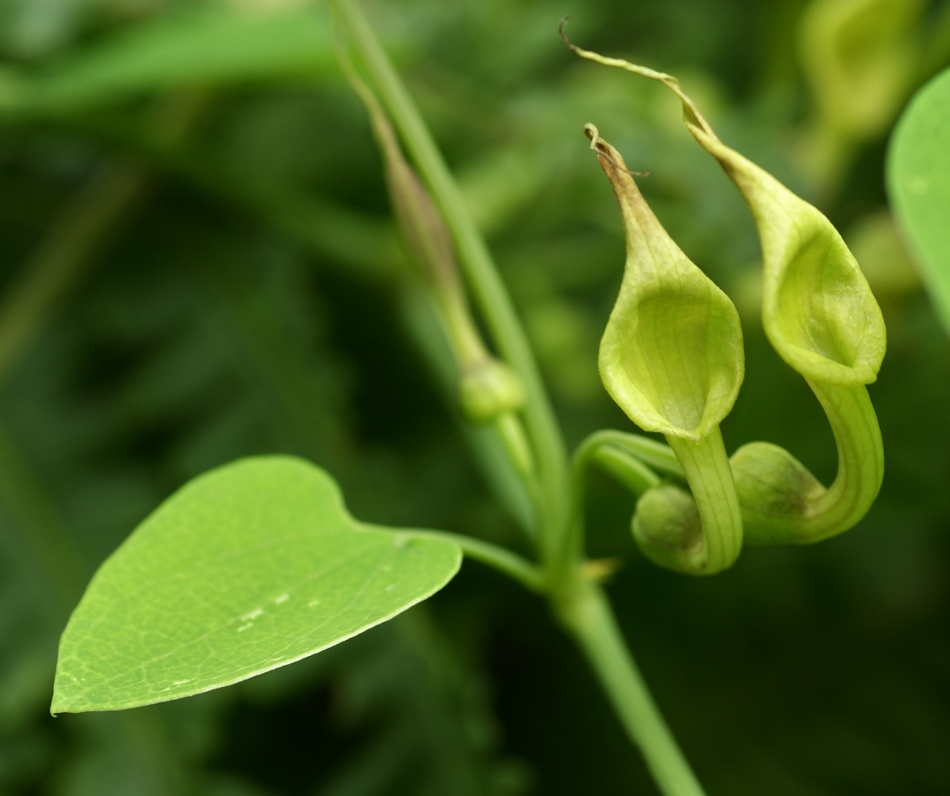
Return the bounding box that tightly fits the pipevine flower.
[570,29,886,570]
[588,124,744,575]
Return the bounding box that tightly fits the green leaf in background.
[51,457,461,714]
[888,67,950,335]
[5,6,333,114]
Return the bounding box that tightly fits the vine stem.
[409,530,544,592]
[331,0,568,554]
[332,4,706,792]
[559,578,707,796]
[564,431,664,573]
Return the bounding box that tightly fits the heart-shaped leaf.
[51,457,461,714]
[888,67,950,335]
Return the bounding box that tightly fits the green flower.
[588,125,744,575]
[567,36,886,547]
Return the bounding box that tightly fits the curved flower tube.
[674,84,886,544]
[731,380,883,544]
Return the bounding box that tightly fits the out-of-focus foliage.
[1,0,949,794]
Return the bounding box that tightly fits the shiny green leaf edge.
[887,66,950,334]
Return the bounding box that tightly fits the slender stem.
[409,530,544,592]
[577,430,684,480]
[336,42,542,533]
[334,10,707,794]
[559,578,706,796]
[590,446,662,495]
[665,428,743,574]
[563,430,665,573]
[332,0,569,555]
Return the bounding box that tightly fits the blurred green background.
[1,0,949,793]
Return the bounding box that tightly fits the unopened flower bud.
[631,485,703,573]
[459,358,525,425]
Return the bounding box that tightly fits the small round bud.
[631,485,704,573]
[458,359,525,424]
[730,442,825,544]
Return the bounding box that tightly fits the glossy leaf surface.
[888,67,950,335]
[52,457,461,713]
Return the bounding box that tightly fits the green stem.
[334,9,706,793]
[559,578,706,796]
[410,530,544,592]
[666,428,743,574]
[562,430,666,573]
[805,382,883,536]
[578,430,684,480]
[590,446,662,496]
[332,0,568,555]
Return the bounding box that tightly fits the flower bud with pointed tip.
[590,126,745,443]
